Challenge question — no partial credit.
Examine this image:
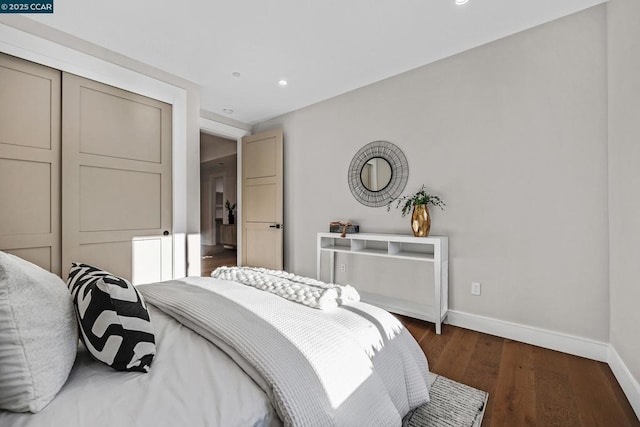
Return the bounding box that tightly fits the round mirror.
[360,157,392,192]
[348,141,409,207]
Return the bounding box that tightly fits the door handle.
[269,224,283,229]
[163,230,170,236]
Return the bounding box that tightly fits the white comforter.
[0,276,430,427]
[139,277,431,427]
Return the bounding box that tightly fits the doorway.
[200,132,238,276]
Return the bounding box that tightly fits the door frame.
[199,116,249,267]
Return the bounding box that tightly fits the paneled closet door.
[0,54,61,275]
[62,73,172,283]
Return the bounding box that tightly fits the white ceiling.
[28,0,604,125]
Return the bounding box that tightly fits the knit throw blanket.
[211,266,360,310]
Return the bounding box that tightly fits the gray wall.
[608,0,640,387]
[255,6,609,341]
[200,133,237,163]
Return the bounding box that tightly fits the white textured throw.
[211,266,360,309]
[139,278,430,427]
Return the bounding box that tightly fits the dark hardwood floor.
[397,315,639,427]
[201,244,237,277]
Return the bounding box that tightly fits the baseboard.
[608,345,640,419]
[446,310,609,362]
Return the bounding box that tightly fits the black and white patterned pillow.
[67,263,155,372]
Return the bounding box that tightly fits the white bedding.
[0,276,430,427]
[0,305,280,427]
[140,277,431,426]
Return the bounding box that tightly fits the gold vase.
[411,204,431,237]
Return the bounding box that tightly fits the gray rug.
[403,373,488,427]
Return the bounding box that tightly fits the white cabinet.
[316,232,449,334]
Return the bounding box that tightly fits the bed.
[0,256,431,427]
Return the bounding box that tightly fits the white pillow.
[0,251,78,413]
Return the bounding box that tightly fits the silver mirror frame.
[348,141,409,207]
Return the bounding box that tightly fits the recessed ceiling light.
[231,71,241,78]
[278,79,288,86]
[455,0,469,5]
[223,108,234,114]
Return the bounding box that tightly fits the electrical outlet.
[471,282,481,296]
[339,264,347,272]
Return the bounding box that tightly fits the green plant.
[224,200,236,212]
[387,185,446,216]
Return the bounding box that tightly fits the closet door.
[0,54,61,274]
[62,73,172,283]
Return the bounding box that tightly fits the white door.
[62,73,173,283]
[241,130,283,269]
[0,54,61,274]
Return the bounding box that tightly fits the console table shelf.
[316,232,449,334]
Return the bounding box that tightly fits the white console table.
[316,232,449,334]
